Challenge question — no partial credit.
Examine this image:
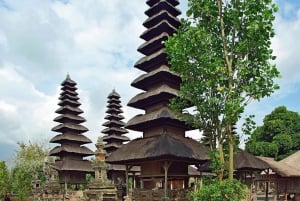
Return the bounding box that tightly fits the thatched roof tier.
[102,134,130,142]
[54,113,86,124]
[131,65,180,91]
[61,74,76,86]
[60,89,78,97]
[234,150,270,171]
[102,119,126,127]
[59,93,80,101]
[53,159,93,172]
[107,98,121,105]
[50,133,92,144]
[105,107,123,114]
[128,85,178,109]
[143,10,180,30]
[102,127,129,134]
[140,20,177,41]
[106,133,209,165]
[107,102,121,109]
[50,144,94,156]
[138,32,168,56]
[108,89,120,98]
[135,49,167,73]
[55,105,83,115]
[52,123,88,133]
[147,0,179,7]
[58,98,81,107]
[104,114,124,120]
[126,107,191,131]
[145,0,181,17]
[61,85,77,92]
[104,142,122,150]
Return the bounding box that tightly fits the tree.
[11,141,49,200]
[246,106,300,160]
[165,0,279,180]
[0,161,11,199]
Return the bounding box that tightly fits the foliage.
[246,106,300,160]
[11,165,32,201]
[0,161,11,198]
[165,0,279,180]
[190,179,247,201]
[11,141,49,200]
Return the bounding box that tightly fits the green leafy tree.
[165,0,279,180]
[190,179,247,201]
[11,141,49,200]
[0,161,11,198]
[246,106,300,160]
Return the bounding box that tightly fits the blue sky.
[0,0,300,162]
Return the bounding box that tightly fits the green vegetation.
[190,179,247,201]
[10,141,49,200]
[246,106,300,160]
[0,161,11,199]
[166,0,279,181]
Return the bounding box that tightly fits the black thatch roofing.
[234,150,270,171]
[198,150,270,172]
[106,133,209,165]
[50,133,92,144]
[108,89,120,98]
[131,65,180,91]
[50,144,94,156]
[147,0,179,7]
[128,84,178,110]
[53,159,93,172]
[125,107,192,131]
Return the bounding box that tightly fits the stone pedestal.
[84,162,117,201]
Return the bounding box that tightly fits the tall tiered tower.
[50,74,94,184]
[107,0,209,195]
[102,90,129,156]
[126,0,185,137]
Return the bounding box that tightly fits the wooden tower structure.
[102,89,129,156]
[50,74,94,184]
[106,0,209,198]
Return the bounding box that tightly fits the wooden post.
[162,161,172,200]
[125,165,129,196]
[265,169,269,201]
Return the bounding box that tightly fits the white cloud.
[0,0,299,160]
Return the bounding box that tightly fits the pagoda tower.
[50,74,94,184]
[102,89,129,156]
[106,0,209,197]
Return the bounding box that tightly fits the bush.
[190,179,247,201]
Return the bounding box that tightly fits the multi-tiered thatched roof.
[50,74,93,184]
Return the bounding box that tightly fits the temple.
[49,74,94,185]
[102,89,129,156]
[106,0,209,199]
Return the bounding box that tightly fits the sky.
[0,0,300,162]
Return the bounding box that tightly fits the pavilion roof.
[234,150,270,171]
[106,133,209,165]
[258,151,300,177]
